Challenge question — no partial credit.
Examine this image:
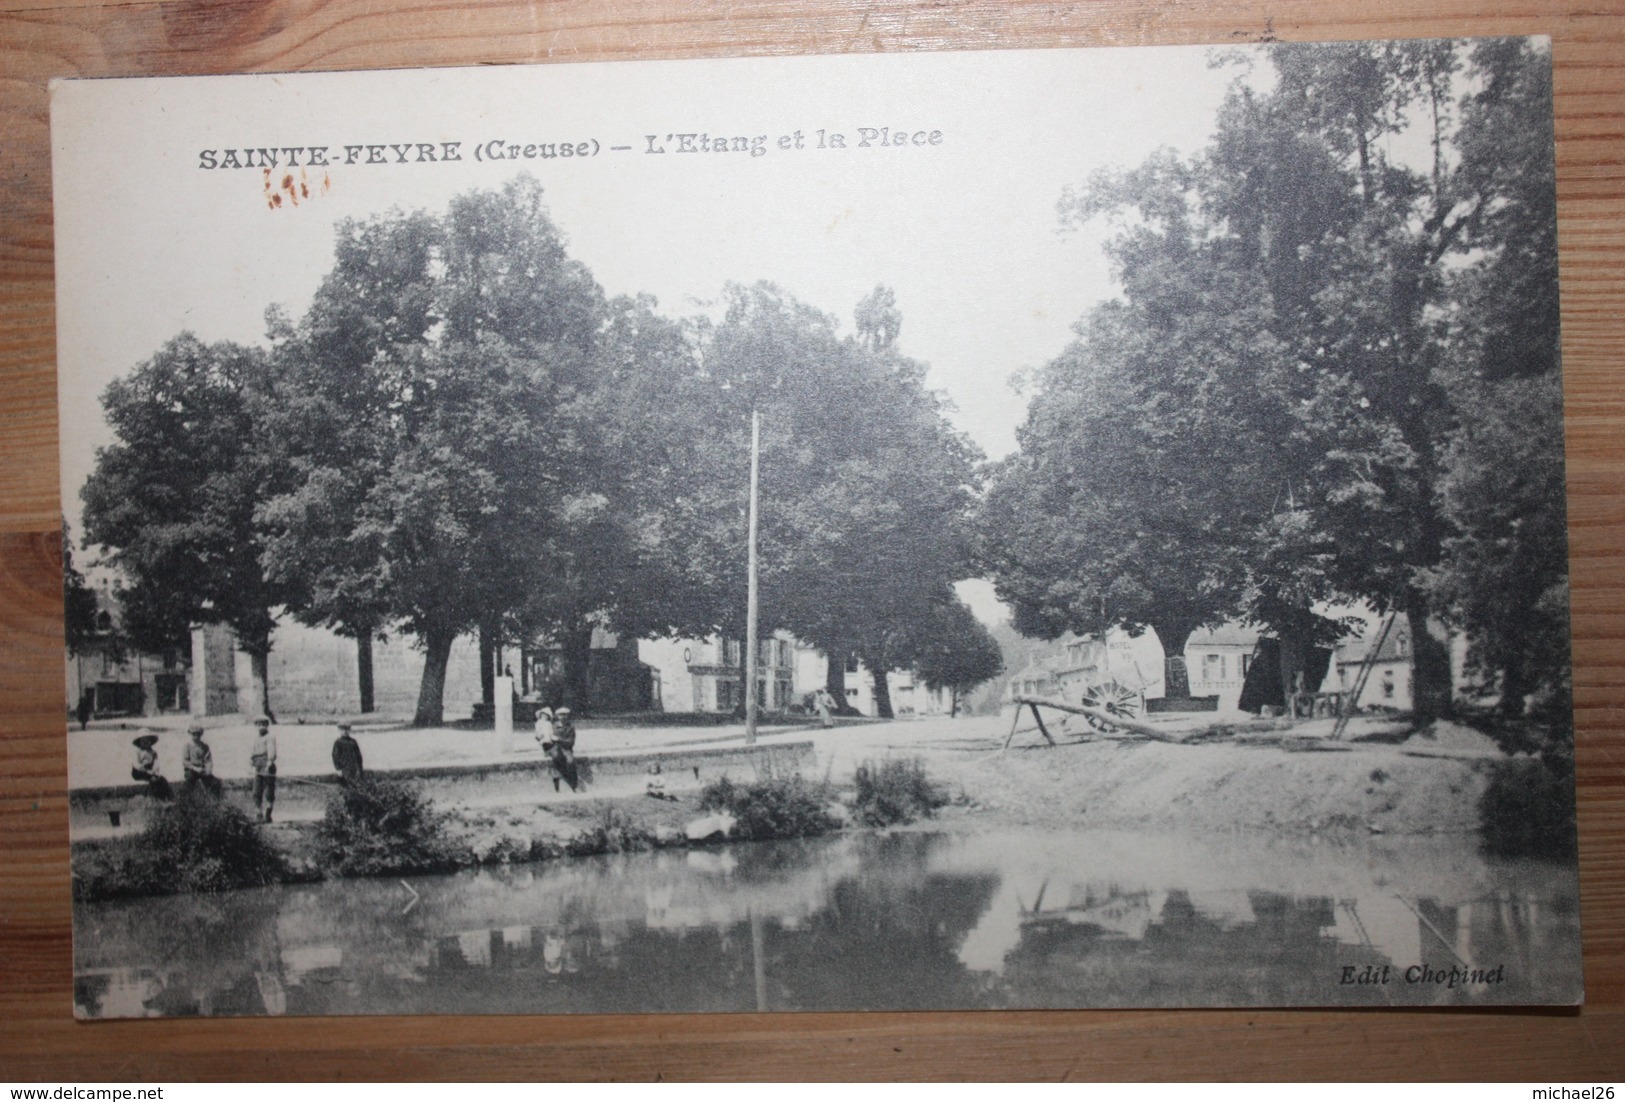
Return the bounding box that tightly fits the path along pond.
[74,826,1581,1016]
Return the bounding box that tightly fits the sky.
[52,45,1246,625]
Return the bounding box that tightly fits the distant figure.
[250,716,277,823]
[546,706,579,793]
[645,762,672,801]
[181,724,221,798]
[76,689,94,731]
[331,721,364,786]
[813,688,835,729]
[129,734,173,801]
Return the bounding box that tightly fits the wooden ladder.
[1330,611,1397,741]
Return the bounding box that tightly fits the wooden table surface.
[2,0,1623,1082]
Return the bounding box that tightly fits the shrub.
[565,808,656,857]
[852,758,948,827]
[698,773,839,841]
[1479,751,1577,859]
[75,790,285,899]
[315,776,463,876]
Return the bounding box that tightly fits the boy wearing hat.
[130,734,173,801]
[250,717,277,822]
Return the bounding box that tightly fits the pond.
[73,827,1582,1017]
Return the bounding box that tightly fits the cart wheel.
[1080,681,1140,732]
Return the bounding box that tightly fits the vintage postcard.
[54,39,1581,1017]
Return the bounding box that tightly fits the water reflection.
[74,829,1581,1017]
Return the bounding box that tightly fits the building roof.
[1186,622,1262,648]
[1336,618,1412,665]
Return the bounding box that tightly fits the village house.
[64,571,189,721]
[1323,617,1415,711]
[1184,623,1263,711]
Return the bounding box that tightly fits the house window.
[1241,653,1253,677]
[1202,654,1226,683]
[845,655,860,674]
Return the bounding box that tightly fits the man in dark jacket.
[331,721,364,786]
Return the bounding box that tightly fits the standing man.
[331,721,364,786]
[182,723,220,797]
[250,716,277,823]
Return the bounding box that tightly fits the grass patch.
[314,777,465,876]
[1478,750,1577,859]
[73,791,285,900]
[852,758,949,827]
[698,773,839,841]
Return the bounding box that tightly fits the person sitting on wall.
[331,721,364,786]
[130,734,173,801]
[181,724,222,798]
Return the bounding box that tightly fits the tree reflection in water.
[74,830,1582,1017]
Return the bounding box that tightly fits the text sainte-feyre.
[1340,963,1507,990]
[197,128,945,170]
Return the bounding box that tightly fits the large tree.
[1429,39,1568,716]
[679,283,982,718]
[985,40,1566,720]
[911,598,1005,717]
[259,176,605,724]
[81,334,286,716]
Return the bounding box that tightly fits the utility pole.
[745,408,761,745]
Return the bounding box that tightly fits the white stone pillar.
[494,675,514,752]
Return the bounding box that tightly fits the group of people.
[124,703,577,824]
[128,717,368,823]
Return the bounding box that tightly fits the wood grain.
[3,0,1623,1081]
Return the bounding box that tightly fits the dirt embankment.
[889,720,1505,838]
[429,719,1506,846]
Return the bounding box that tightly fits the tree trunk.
[413,626,456,727]
[949,688,960,718]
[1151,619,1198,699]
[561,618,594,713]
[1499,659,1530,718]
[240,625,276,722]
[478,619,495,707]
[825,651,859,715]
[872,664,894,719]
[356,631,375,714]
[1276,621,1309,711]
[1407,597,1453,722]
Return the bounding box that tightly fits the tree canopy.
[82,177,991,724]
[983,39,1567,717]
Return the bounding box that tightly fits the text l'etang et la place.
[196,127,947,171]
